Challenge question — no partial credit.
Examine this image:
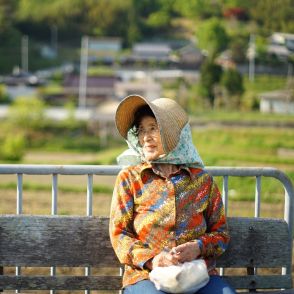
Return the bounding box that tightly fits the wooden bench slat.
[254,290,294,294]
[224,274,292,290]
[0,215,120,267]
[0,215,292,291]
[217,217,291,267]
[0,276,121,290]
[0,275,292,291]
[1,216,289,268]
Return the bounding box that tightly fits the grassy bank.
[191,111,294,123]
[0,120,293,205]
[191,126,293,203]
[192,127,294,168]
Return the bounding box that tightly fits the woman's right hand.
[152,250,179,268]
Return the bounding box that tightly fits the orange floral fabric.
[109,162,229,288]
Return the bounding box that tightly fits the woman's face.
[138,116,165,161]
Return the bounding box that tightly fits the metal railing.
[0,164,293,292]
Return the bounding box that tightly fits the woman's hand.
[170,241,201,264]
[150,241,201,269]
[152,250,177,268]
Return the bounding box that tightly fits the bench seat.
[0,215,292,292]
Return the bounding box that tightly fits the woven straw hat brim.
[115,94,149,138]
[115,94,188,153]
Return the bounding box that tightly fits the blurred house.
[115,76,161,101]
[40,45,57,59]
[88,37,122,65]
[1,68,44,87]
[259,89,294,114]
[63,74,120,106]
[121,42,175,66]
[216,50,236,69]
[177,44,204,69]
[267,32,294,61]
[132,43,171,62]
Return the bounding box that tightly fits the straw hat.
[115,94,188,153]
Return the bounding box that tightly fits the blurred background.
[0,0,293,215]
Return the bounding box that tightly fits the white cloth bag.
[149,259,209,293]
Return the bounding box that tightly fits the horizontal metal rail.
[0,164,291,180]
[0,165,292,228]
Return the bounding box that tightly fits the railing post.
[16,173,23,294]
[222,175,229,215]
[282,178,294,276]
[254,176,261,217]
[85,174,93,294]
[0,265,3,292]
[220,175,228,277]
[51,174,58,294]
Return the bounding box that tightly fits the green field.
[0,123,293,214]
[191,126,293,204]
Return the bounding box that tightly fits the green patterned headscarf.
[117,123,204,168]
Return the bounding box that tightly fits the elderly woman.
[109,95,236,294]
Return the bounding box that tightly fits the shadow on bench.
[0,215,293,293]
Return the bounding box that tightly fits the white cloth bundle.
[149,259,209,293]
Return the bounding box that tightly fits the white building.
[132,43,172,62]
[259,90,294,114]
[115,75,161,101]
[268,32,294,61]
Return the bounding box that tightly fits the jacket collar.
[139,162,200,181]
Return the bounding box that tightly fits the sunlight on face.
[138,116,165,161]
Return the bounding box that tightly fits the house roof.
[64,74,119,88]
[132,43,172,61]
[259,89,294,102]
[178,44,202,55]
[133,43,172,54]
[115,79,161,90]
[270,32,294,43]
[88,37,122,52]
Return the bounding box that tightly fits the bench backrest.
[0,215,292,291]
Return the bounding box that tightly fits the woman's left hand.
[170,241,201,263]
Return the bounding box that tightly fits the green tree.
[173,0,222,19]
[221,0,253,10]
[0,0,18,33]
[1,133,26,161]
[16,0,82,26]
[146,0,176,29]
[219,68,244,109]
[8,96,45,130]
[85,0,132,37]
[229,35,247,63]
[199,59,223,107]
[221,68,244,96]
[249,0,294,33]
[131,0,175,39]
[0,85,10,104]
[197,18,229,59]
[15,0,169,45]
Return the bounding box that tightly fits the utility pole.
[79,36,89,108]
[21,35,29,72]
[51,25,58,56]
[248,34,256,82]
[287,61,293,86]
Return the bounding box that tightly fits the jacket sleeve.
[197,177,230,258]
[109,169,155,269]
